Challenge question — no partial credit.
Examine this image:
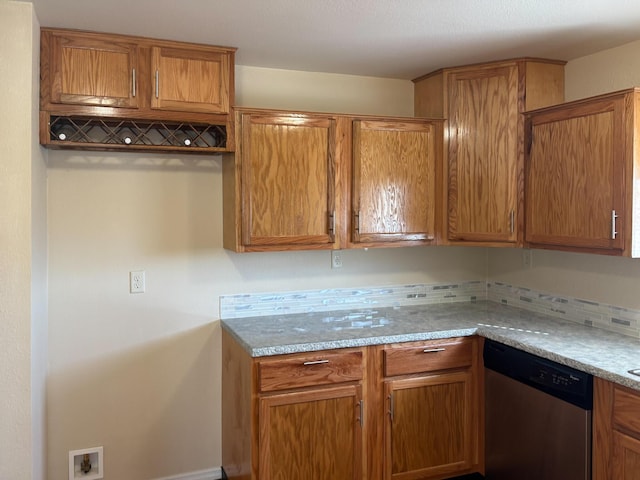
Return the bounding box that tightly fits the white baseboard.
[153,467,221,480]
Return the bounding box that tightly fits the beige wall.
[0,1,47,479]
[488,38,640,309]
[565,39,640,101]
[46,68,485,479]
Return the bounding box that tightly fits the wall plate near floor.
[69,446,103,480]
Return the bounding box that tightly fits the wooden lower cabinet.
[385,371,473,479]
[221,331,483,480]
[593,377,640,480]
[259,385,363,480]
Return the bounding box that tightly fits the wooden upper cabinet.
[224,110,338,251]
[413,58,565,247]
[41,28,234,116]
[46,30,139,109]
[351,119,441,246]
[525,89,640,257]
[447,65,519,244]
[224,109,444,252]
[151,46,230,114]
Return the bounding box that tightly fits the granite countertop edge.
[221,301,640,391]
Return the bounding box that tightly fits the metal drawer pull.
[612,210,619,239]
[423,348,446,353]
[303,359,329,366]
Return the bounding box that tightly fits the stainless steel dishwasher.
[484,339,593,480]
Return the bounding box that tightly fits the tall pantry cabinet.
[413,58,565,246]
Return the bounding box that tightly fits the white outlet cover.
[69,446,103,480]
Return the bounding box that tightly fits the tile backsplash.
[220,280,640,339]
[220,280,486,319]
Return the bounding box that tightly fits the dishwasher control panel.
[484,339,593,409]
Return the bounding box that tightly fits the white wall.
[488,38,640,309]
[0,1,47,479]
[46,67,486,479]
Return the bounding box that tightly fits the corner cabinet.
[413,58,565,247]
[221,332,484,480]
[223,108,443,252]
[40,28,235,153]
[525,88,640,257]
[593,377,640,480]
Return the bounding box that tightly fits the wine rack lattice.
[48,116,227,150]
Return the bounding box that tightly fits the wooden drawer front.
[614,386,640,436]
[384,338,473,377]
[259,350,363,392]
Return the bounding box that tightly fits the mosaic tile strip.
[219,280,487,319]
[488,282,640,339]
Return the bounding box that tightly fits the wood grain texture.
[385,371,472,479]
[613,384,640,436]
[40,28,236,150]
[221,330,256,480]
[525,95,626,253]
[613,431,640,480]
[241,112,336,247]
[259,385,362,480]
[413,72,445,117]
[352,119,440,244]
[383,338,472,377]
[258,349,363,392]
[151,46,230,114]
[447,65,519,243]
[48,30,139,108]
[593,377,614,480]
[524,61,565,111]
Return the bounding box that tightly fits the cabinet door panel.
[50,32,138,108]
[260,385,362,480]
[447,66,519,243]
[526,98,625,251]
[352,120,438,244]
[151,46,230,114]
[613,431,640,480]
[385,372,472,479]
[241,114,336,247]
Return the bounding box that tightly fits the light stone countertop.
[221,300,640,391]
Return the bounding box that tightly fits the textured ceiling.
[27,0,640,79]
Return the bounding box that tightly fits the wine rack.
[46,116,228,153]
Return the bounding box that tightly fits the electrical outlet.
[331,251,343,269]
[130,270,145,293]
[522,249,533,269]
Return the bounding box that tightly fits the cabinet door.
[259,385,363,480]
[385,371,473,480]
[352,120,439,245]
[613,431,640,480]
[526,96,626,252]
[240,113,336,248]
[151,46,230,114]
[447,65,519,243]
[48,31,138,108]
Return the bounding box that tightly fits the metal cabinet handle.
[423,348,446,353]
[510,210,515,234]
[131,68,136,97]
[328,211,335,235]
[302,359,329,366]
[612,210,619,239]
[155,70,159,98]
